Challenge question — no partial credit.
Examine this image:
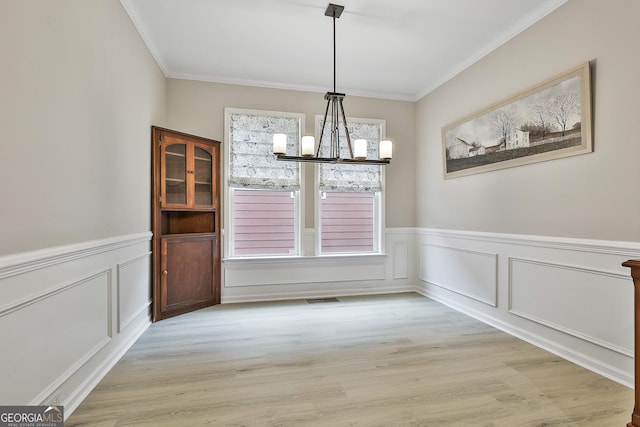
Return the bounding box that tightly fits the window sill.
[223,253,387,265]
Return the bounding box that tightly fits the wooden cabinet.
[152,126,221,321]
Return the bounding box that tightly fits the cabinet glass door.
[194,146,213,206]
[164,143,187,205]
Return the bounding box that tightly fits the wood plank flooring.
[66,293,633,426]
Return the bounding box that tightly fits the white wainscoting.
[421,244,497,306]
[221,228,416,303]
[416,228,640,387]
[0,233,152,418]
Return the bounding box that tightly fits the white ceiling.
[121,0,567,101]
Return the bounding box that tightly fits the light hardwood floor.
[66,293,633,426]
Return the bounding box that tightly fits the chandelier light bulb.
[301,136,315,156]
[379,140,393,160]
[354,139,367,159]
[273,134,287,154]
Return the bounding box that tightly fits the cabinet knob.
[162,270,168,275]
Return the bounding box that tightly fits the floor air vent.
[306,297,339,303]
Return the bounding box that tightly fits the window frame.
[314,116,387,256]
[224,108,305,259]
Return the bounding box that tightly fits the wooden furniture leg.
[623,260,640,427]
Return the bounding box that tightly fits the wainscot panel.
[416,228,640,387]
[0,233,152,419]
[420,243,497,306]
[117,253,152,333]
[509,257,633,356]
[224,255,386,287]
[393,241,409,279]
[0,271,112,405]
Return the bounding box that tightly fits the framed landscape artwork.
[442,62,592,179]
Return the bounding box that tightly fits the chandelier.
[273,3,392,165]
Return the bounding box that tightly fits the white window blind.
[229,113,301,190]
[317,119,384,192]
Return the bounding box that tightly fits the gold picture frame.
[442,62,592,179]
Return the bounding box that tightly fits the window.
[316,118,385,254]
[225,109,304,257]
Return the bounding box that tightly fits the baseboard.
[222,284,415,304]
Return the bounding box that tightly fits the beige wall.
[416,0,640,241]
[8,0,635,257]
[0,0,166,255]
[165,79,416,228]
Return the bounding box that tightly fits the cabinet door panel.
[160,235,216,314]
[193,145,213,207]
[162,142,188,206]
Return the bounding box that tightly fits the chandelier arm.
[317,97,332,157]
[338,98,353,159]
[332,98,339,158]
